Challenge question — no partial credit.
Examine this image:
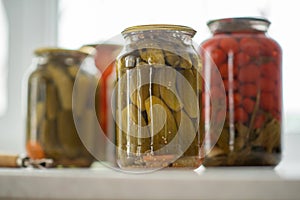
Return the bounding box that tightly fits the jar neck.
[208,17,270,35]
[123,30,194,46]
[213,30,267,36]
[35,54,84,67]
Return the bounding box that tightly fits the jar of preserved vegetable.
[116,24,203,169]
[199,17,282,166]
[80,43,122,165]
[25,48,96,167]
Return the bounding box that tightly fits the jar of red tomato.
[199,17,282,166]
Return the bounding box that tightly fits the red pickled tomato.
[219,37,239,53]
[253,114,266,129]
[234,52,250,67]
[274,83,279,98]
[273,96,280,112]
[233,65,239,77]
[258,37,281,58]
[261,62,279,81]
[219,63,228,79]
[201,38,220,50]
[223,79,238,92]
[201,39,224,66]
[226,92,242,109]
[224,62,238,77]
[234,107,249,123]
[223,79,229,92]
[210,48,227,66]
[240,84,258,97]
[242,98,255,114]
[234,93,242,106]
[274,83,282,112]
[260,77,276,92]
[240,38,261,57]
[238,64,260,83]
[270,109,279,120]
[260,92,275,111]
[258,37,274,56]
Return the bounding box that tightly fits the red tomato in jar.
[210,48,227,66]
[260,92,275,111]
[234,52,250,67]
[261,62,279,81]
[242,98,255,114]
[240,37,261,57]
[239,83,258,97]
[238,64,260,83]
[253,113,266,129]
[234,107,248,123]
[219,37,239,53]
[260,77,276,92]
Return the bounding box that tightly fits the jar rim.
[34,47,88,57]
[207,17,271,33]
[121,24,196,37]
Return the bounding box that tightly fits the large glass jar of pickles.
[25,48,96,167]
[116,24,203,168]
[200,18,282,166]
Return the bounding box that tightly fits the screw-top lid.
[122,24,196,37]
[207,17,271,33]
[34,47,88,57]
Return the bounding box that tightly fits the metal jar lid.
[207,17,271,33]
[34,47,88,57]
[122,24,197,37]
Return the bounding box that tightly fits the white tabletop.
[0,160,300,200]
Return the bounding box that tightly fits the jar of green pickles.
[115,24,203,169]
[25,48,96,167]
[200,17,282,166]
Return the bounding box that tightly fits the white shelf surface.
[0,160,300,200]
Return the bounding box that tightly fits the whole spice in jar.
[25,48,97,167]
[199,17,282,166]
[116,24,203,169]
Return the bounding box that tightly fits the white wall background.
[0,0,57,153]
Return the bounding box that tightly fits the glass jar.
[80,43,122,165]
[25,48,96,167]
[199,17,282,166]
[116,24,203,169]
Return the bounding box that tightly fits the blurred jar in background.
[199,17,282,166]
[25,48,96,167]
[80,44,122,164]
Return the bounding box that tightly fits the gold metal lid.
[34,47,88,57]
[122,24,196,37]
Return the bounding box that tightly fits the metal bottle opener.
[0,154,53,169]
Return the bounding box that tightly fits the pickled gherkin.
[26,48,96,167]
[145,96,178,152]
[116,25,203,168]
